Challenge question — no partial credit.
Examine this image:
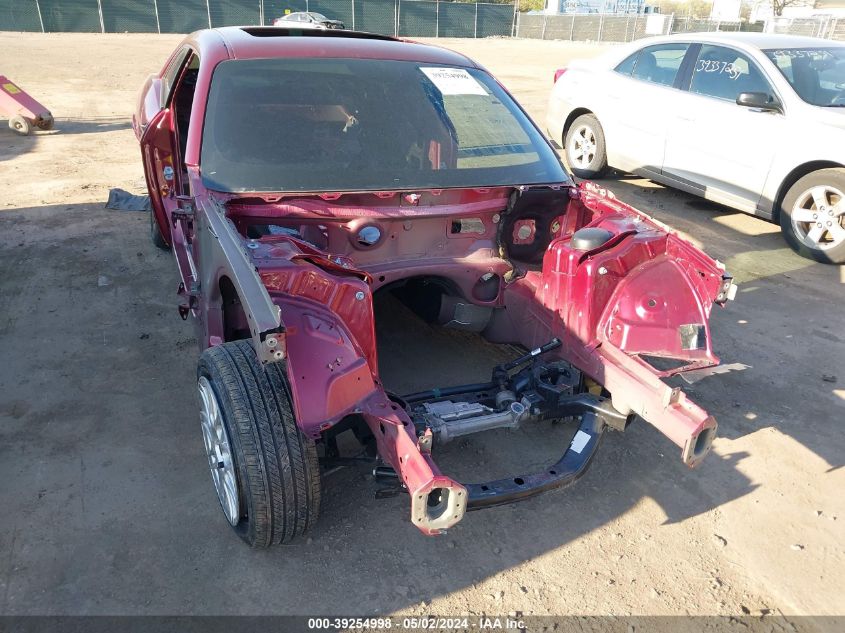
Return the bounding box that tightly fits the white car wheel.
[564,114,607,180]
[780,168,845,264]
[569,125,597,170]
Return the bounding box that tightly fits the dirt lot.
[0,33,843,624]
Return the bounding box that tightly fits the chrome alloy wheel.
[568,124,597,170]
[790,185,845,250]
[198,376,240,526]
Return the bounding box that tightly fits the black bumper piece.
[465,393,623,510]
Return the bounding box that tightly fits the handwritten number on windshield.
[771,49,833,61]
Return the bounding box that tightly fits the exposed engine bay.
[175,181,734,534]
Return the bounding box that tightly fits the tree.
[771,0,805,16]
[519,0,546,11]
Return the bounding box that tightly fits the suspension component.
[418,399,530,444]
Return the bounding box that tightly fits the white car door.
[601,42,693,175]
[662,44,783,213]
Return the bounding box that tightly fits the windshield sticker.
[695,59,742,80]
[420,67,488,96]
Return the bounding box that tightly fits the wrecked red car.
[134,27,736,546]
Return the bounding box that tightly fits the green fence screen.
[101,0,158,33]
[355,0,395,35]
[438,2,474,37]
[0,0,42,31]
[398,0,436,37]
[39,0,100,32]
[0,0,515,36]
[209,0,261,27]
[157,0,209,33]
[476,3,511,37]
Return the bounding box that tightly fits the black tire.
[197,340,321,547]
[36,114,54,131]
[564,113,608,180]
[150,209,170,251]
[9,115,31,136]
[779,168,845,264]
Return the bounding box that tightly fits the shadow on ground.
[0,124,41,162]
[0,116,131,162]
[51,116,132,135]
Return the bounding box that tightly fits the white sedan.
[546,33,845,263]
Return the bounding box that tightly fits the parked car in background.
[547,33,845,264]
[273,11,345,29]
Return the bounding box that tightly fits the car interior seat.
[633,52,659,83]
[792,56,820,104]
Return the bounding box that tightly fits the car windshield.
[763,47,845,106]
[201,58,569,193]
[310,13,327,20]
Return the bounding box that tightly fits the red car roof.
[192,26,479,68]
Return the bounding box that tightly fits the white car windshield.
[764,47,845,107]
[201,58,569,193]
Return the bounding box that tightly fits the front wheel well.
[219,276,250,342]
[773,161,844,222]
[562,108,595,144]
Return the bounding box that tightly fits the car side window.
[161,48,190,109]
[690,45,772,102]
[631,43,690,87]
[173,54,200,171]
[615,52,638,76]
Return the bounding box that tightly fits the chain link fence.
[0,0,515,37]
[515,11,845,43]
[515,12,672,42]
[766,15,838,38]
[669,17,745,33]
[832,18,845,41]
[4,0,844,41]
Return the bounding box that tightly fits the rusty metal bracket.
[177,281,200,320]
[172,196,196,243]
[178,295,198,320]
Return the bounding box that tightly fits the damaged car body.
[134,27,736,546]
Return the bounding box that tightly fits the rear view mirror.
[736,92,781,113]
